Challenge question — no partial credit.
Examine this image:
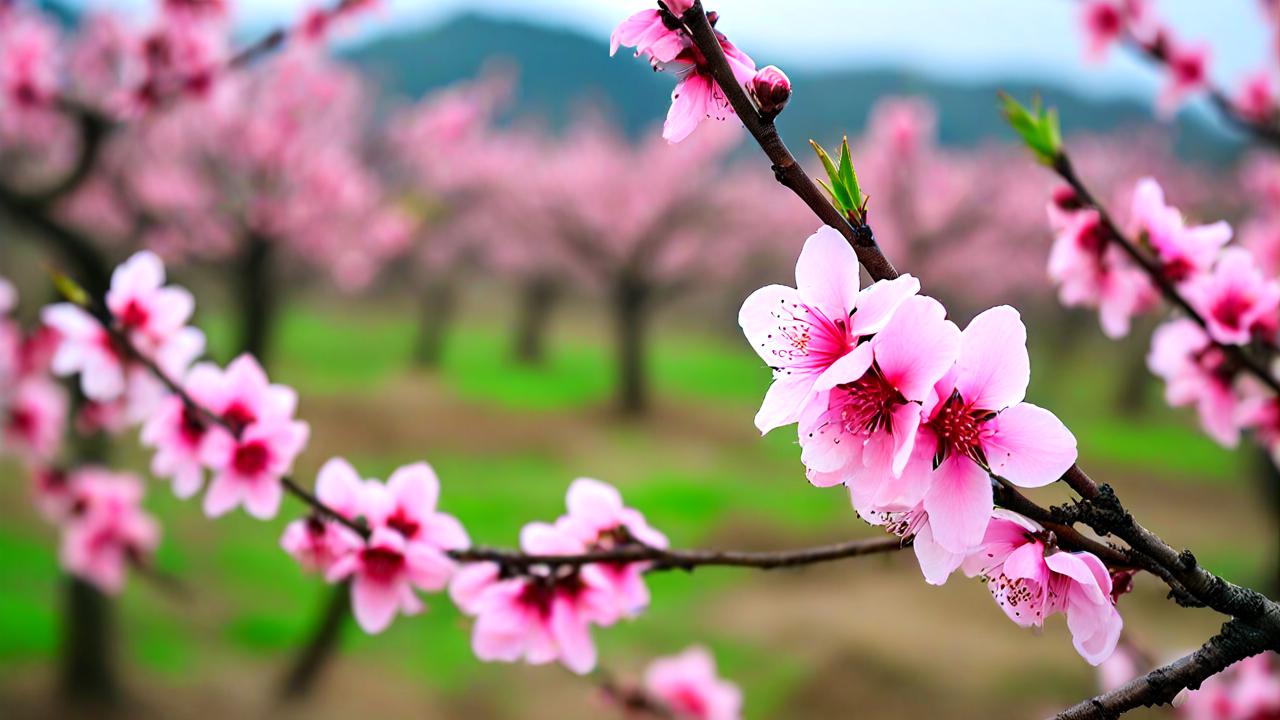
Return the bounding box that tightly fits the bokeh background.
[1,1,1277,718]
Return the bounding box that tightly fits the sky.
[73,0,1270,103]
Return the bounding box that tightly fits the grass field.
[0,300,1271,719]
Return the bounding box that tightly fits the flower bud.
[1052,185,1084,212]
[750,65,791,119]
[661,0,694,15]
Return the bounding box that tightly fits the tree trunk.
[412,277,456,369]
[1114,341,1153,417]
[236,233,277,366]
[1253,446,1280,597]
[60,399,115,706]
[613,277,650,417]
[511,276,558,366]
[279,583,351,700]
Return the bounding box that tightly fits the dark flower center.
[232,441,270,476]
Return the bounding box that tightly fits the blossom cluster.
[451,478,668,674]
[616,646,743,720]
[280,458,467,633]
[1078,0,1277,122]
[0,278,67,464]
[740,227,1121,664]
[1048,179,1280,464]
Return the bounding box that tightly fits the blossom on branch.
[962,509,1123,665]
[58,468,161,594]
[644,646,743,720]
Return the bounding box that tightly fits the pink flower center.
[1161,257,1194,283]
[179,406,206,446]
[832,365,906,435]
[990,572,1045,622]
[7,407,35,438]
[668,685,710,717]
[385,508,420,540]
[517,572,585,620]
[360,546,405,583]
[1210,291,1254,332]
[1087,4,1122,36]
[763,298,853,372]
[232,440,270,476]
[222,402,257,435]
[928,391,992,467]
[118,299,150,330]
[1172,54,1205,85]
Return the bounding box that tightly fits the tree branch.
[1052,620,1278,719]
[678,1,899,282]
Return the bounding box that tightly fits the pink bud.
[661,0,694,14]
[750,65,791,118]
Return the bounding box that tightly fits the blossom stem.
[1050,150,1280,395]
[677,1,900,282]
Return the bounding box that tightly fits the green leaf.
[836,137,864,214]
[809,138,865,220]
[50,271,90,308]
[999,92,1062,166]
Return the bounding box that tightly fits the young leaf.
[999,92,1062,166]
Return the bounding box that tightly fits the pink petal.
[871,295,961,400]
[351,575,402,634]
[984,403,1078,488]
[846,274,921,337]
[663,74,710,144]
[913,520,966,586]
[795,226,861,324]
[755,374,816,434]
[955,306,1030,411]
[922,455,993,554]
[550,597,597,674]
[202,474,242,518]
[388,462,440,514]
[812,340,874,392]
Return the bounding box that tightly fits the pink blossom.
[961,510,1123,665]
[1080,1,1127,62]
[644,646,743,720]
[739,226,920,434]
[1236,69,1276,123]
[326,526,456,634]
[1048,208,1159,338]
[1128,177,1231,284]
[451,521,617,674]
[3,377,67,462]
[1149,319,1242,447]
[610,8,688,65]
[105,250,196,355]
[1185,247,1280,345]
[559,478,668,617]
[660,35,756,143]
[196,355,309,519]
[59,468,161,594]
[1157,38,1210,117]
[139,362,221,498]
[320,459,468,633]
[861,502,967,585]
[1180,653,1280,720]
[280,457,366,573]
[798,294,960,512]
[31,466,75,521]
[42,303,127,401]
[909,307,1078,557]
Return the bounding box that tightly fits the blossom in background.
[558,477,668,617]
[1157,37,1210,117]
[2,377,68,462]
[1184,247,1280,346]
[452,520,617,674]
[1236,69,1276,123]
[59,468,161,594]
[644,646,743,720]
[195,355,309,519]
[1148,319,1242,447]
[1128,177,1232,284]
[1048,206,1160,338]
[1179,653,1280,719]
[799,294,960,512]
[962,510,1123,665]
[739,226,919,434]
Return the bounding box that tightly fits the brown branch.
[1053,620,1278,719]
[678,1,899,283]
[450,535,905,572]
[1051,150,1280,395]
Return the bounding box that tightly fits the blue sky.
[74,0,1268,102]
